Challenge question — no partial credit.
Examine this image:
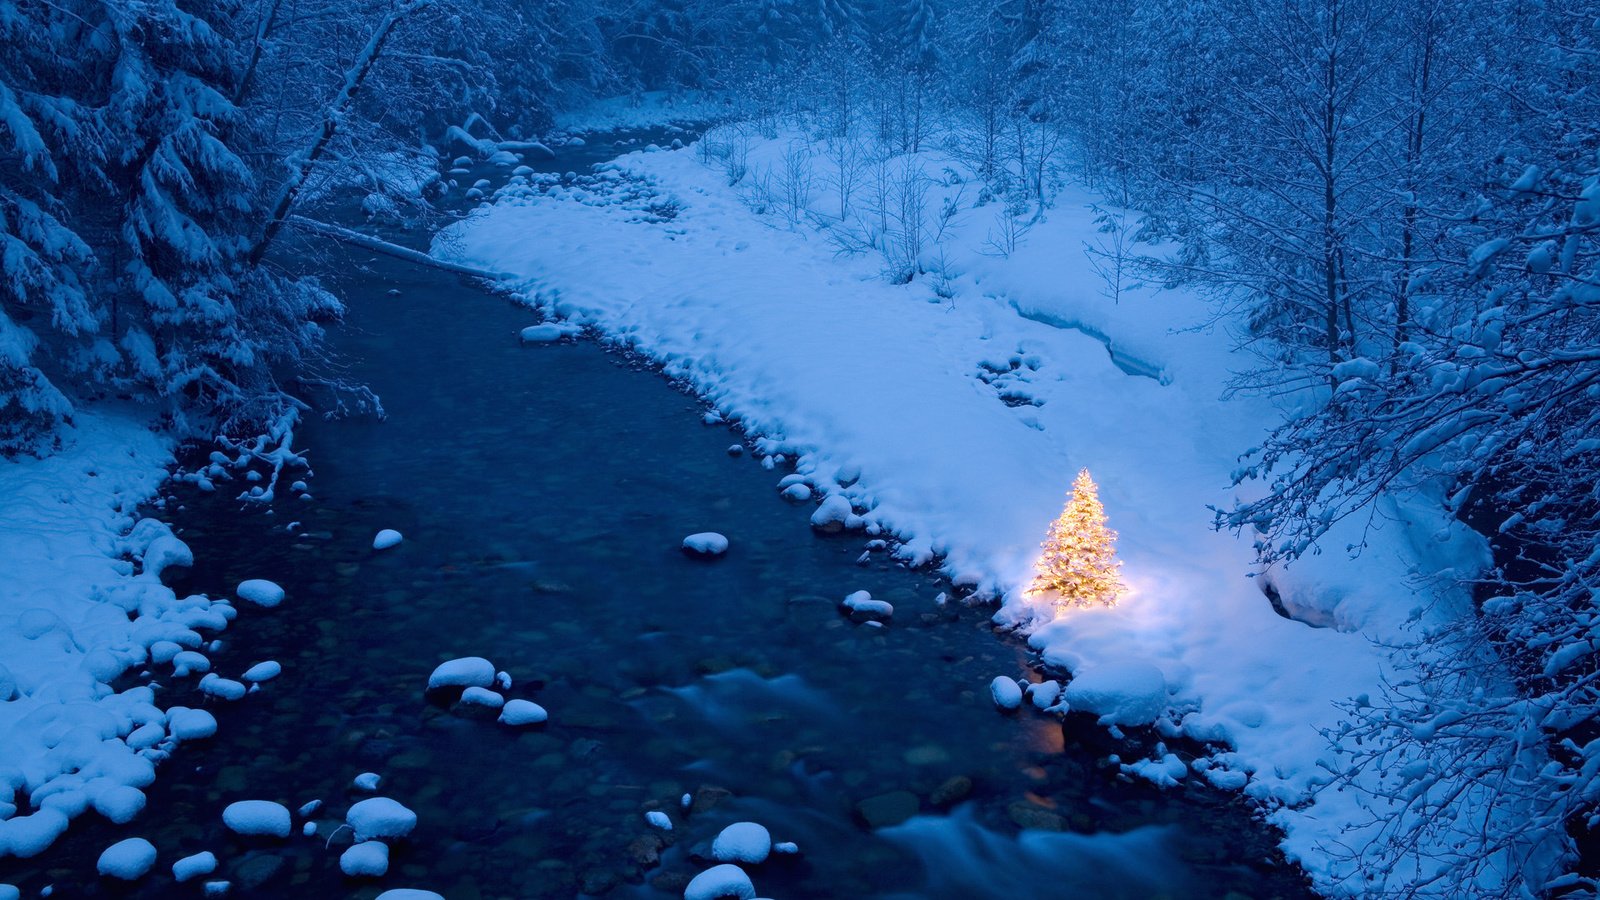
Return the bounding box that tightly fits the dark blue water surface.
[0,133,1311,900]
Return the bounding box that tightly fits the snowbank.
[440,122,1492,893]
[0,411,237,859]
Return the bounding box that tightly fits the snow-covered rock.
[347,797,417,842]
[173,851,218,882]
[841,590,892,621]
[235,579,285,607]
[222,800,291,838]
[681,532,730,558]
[499,699,548,726]
[340,840,390,876]
[458,686,505,708]
[1061,661,1168,726]
[684,864,756,900]
[427,656,496,690]
[519,323,581,343]
[167,707,218,739]
[241,660,282,683]
[809,494,855,533]
[199,673,247,700]
[645,810,672,831]
[91,784,147,824]
[172,650,210,676]
[373,529,404,550]
[353,773,382,792]
[990,676,1024,711]
[1028,679,1062,710]
[203,881,231,897]
[376,891,445,900]
[97,837,157,879]
[711,822,771,864]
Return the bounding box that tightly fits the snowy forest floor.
[440,118,1497,894]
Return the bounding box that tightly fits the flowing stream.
[0,132,1313,900]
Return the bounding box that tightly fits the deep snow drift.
[439,123,1493,893]
[0,411,239,858]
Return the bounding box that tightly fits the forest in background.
[2,0,1597,894]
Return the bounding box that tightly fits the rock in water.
[990,676,1023,711]
[684,864,756,900]
[841,590,893,622]
[97,838,157,879]
[681,532,730,558]
[427,657,496,691]
[340,841,390,876]
[172,851,218,882]
[347,797,417,842]
[236,579,285,607]
[223,801,292,838]
[373,529,404,550]
[855,791,920,829]
[499,699,549,726]
[711,822,771,864]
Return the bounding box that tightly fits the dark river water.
[0,133,1312,900]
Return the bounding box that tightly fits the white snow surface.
[372,529,404,550]
[682,532,730,556]
[684,863,756,900]
[427,657,496,690]
[0,411,235,859]
[347,797,417,842]
[222,800,291,837]
[235,579,284,607]
[711,822,771,864]
[340,840,390,876]
[97,836,157,879]
[499,699,548,726]
[172,850,218,882]
[441,123,1497,893]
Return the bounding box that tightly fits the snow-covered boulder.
[518,322,581,343]
[353,773,382,792]
[236,579,285,607]
[427,656,496,691]
[810,494,855,533]
[711,822,771,864]
[685,864,756,900]
[373,529,404,550]
[841,590,892,622]
[499,699,548,726]
[377,891,446,900]
[92,784,147,824]
[457,686,505,709]
[341,840,390,876]
[167,707,218,740]
[222,800,291,838]
[1028,679,1062,710]
[97,837,157,879]
[1062,661,1168,726]
[173,851,218,882]
[241,660,282,683]
[990,676,1023,711]
[681,532,730,558]
[347,797,417,842]
[200,674,247,701]
[645,810,672,831]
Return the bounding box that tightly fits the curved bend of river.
[2,132,1313,900]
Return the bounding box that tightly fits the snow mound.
[646,810,672,831]
[341,840,390,876]
[499,699,549,726]
[458,686,504,708]
[519,322,582,343]
[990,676,1024,711]
[241,660,282,682]
[841,590,892,621]
[222,800,291,838]
[97,837,157,879]
[685,864,756,900]
[1062,661,1168,726]
[235,579,285,607]
[173,851,218,882]
[373,529,404,550]
[354,772,382,792]
[712,822,771,864]
[427,656,496,690]
[348,797,417,842]
[167,707,218,740]
[682,532,730,557]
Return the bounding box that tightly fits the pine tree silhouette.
[1030,468,1123,608]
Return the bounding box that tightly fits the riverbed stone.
[930,775,972,807]
[1007,801,1067,831]
[855,790,919,829]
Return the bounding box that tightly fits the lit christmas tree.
[1030,468,1123,608]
